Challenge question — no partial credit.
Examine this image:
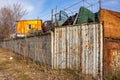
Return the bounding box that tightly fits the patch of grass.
[0,48,97,80]
[17,73,32,80]
[105,71,120,80]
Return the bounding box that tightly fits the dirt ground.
[0,48,81,80]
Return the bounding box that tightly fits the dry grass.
[104,71,120,80]
[0,48,83,80]
[0,48,120,80]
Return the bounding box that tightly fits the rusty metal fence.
[0,23,103,78]
[52,23,103,78]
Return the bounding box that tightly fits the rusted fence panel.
[52,23,103,77]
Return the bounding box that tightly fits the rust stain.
[77,30,81,37]
[104,39,120,75]
[59,29,62,39]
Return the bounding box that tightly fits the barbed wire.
[40,0,100,21]
[64,0,83,10]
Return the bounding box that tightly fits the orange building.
[16,20,42,37]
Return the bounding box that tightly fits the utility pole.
[99,0,101,22]
[51,9,53,23]
[51,9,54,29]
[56,5,57,14]
[83,0,85,7]
[99,0,101,9]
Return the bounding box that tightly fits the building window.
[27,24,32,29]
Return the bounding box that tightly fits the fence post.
[51,32,54,69]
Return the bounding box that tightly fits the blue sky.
[0,0,120,21]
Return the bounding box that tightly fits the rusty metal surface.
[52,23,103,77]
[100,9,120,39]
[104,39,120,76]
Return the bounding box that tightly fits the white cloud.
[24,0,47,19]
[101,0,120,11]
[21,1,34,13]
[0,0,34,13]
[102,0,120,6]
[109,0,119,5]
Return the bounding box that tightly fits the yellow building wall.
[16,20,42,35]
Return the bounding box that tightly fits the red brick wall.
[104,39,120,75]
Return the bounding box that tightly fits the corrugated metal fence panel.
[52,23,103,77]
[0,34,52,66]
[53,27,66,68]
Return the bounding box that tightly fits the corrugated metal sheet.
[52,23,103,77]
[0,34,52,66]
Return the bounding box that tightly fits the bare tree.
[0,3,27,39]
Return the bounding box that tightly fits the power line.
[86,1,99,9]
[67,10,79,14]
[40,0,100,21]
[65,1,100,15]
[85,1,91,5]
[64,0,83,10]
